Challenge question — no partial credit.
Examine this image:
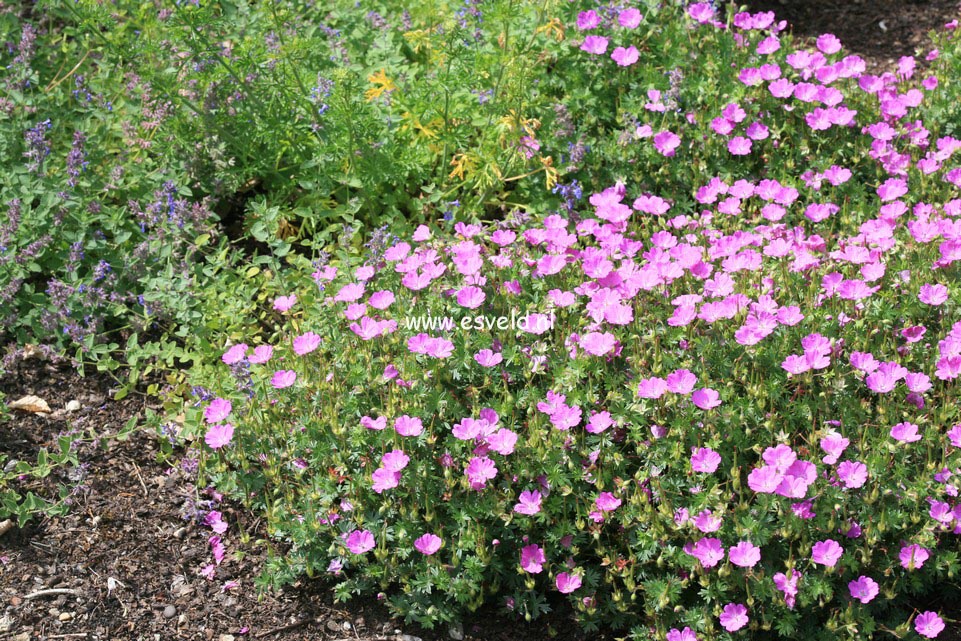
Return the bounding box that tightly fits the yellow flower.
[365,69,396,101]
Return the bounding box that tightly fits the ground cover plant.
[4,0,961,639]
[182,2,961,639]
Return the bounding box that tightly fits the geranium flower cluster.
[191,1,961,636]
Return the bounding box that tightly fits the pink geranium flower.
[271,370,296,389]
[719,603,749,632]
[520,544,545,573]
[692,388,721,409]
[394,415,424,437]
[611,46,639,66]
[691,447,721,473]
[248,345,273,364]
[205,398,232,424]
[891,421,922,443]
[474,349,503,367]
[595,492,621,512]
[222,343,248,365]
[653,131,681,157]
[900,543,930,570]
[915,612,946,638]
[273,295,296,312]
[919,283,949,306]
[849,576,879,603]
[580,35,608,55]
[728,541,761,568]
[689,537,725,567]
[343,529,375,554]
[293,331,321,355]
[811,539,844,567]
[414,533,442,555]
[556,572,582,593]
[514,490,542,515]
[205,423,234,450]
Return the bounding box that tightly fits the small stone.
[65,400,81,412]
[162,605,177,619]
[58,612,73,622]
[326,620,341,632]
[173,527,187,539]
[0,615,14,633]
[449,622,464,641]
[13,632,31,641]
[399,635,423,641]
[218,635,235,641]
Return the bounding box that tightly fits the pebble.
[0,615,14,633]
[162,605,177,619]
[399,635,423,641]
[58,612,73,622]
[325,620,341,632]
[65,400,81,412]
[449,622,464,641]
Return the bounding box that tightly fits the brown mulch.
[743,0,960,71]
[0,361,599,641]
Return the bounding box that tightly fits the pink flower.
[691,447,721,473]
[820,431,850,464]
[837,461,868,488]
[748,465,782,493]
[334,283,365,303]
[580,35,609,55]
[520,544,545,573]
[849,576,879,604]
[891,421,922,443]
[811,539,844,567]
[900,544,930,570]
[915,612,946,638]
[667,628,698,641]
[728,136,752,155]
[689,537,725,567]
[618,8,643,28]
[773,570,801,609]
[361,415,387,431]
[556,572,582,594]
[919,283,949,306]
[637,377,668,399]
[666,369,697,394]
[381,449,410,472]
[371,468,401,493]
[466,456,497,489]
[586,411,613,434]
[456,286,486,309]
[817,33,842,54]
[248,345,273,364]
[205,398,232,423]
[514,490,542,515]
[520,313,553,335]
[692,388,721,409]
[719,603,749,632]
[595,492,621,512]
[368,290,395,309]
[222,343,248,365]
[486,428,517,455]
[210,535,225,565]
[293,331,321,355]
[653,130,681,157]
[394,415,424,437]
[728,541,761,568]
[270,370,296,389]
[343,529,375,554]
[611,46,639,66]
[580,332,617,356]
[205,423,234,450]
[576,10,600,30]
[414,533,442,555]
[474,349,503,367]
[273,294,297,312]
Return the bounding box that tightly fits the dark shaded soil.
[0,360,602,641]
[742,0,960,71]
